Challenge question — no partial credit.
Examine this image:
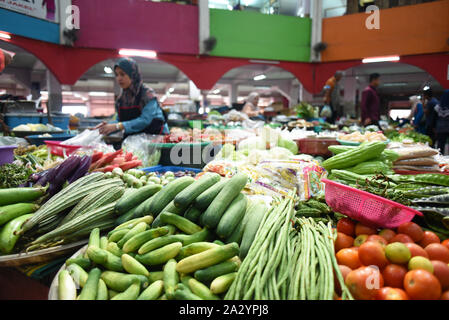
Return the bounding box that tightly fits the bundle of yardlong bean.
[225,191,353,300]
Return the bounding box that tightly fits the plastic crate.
[4,114,42,128]
[322,179,423,229]
[45,141,81,157]
[41,116,70,130]
[26,134,75,146]
[295,138,340,158]
[0,145,17,166]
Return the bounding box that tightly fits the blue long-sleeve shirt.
[115,99,169,135]
[413,103,426,134]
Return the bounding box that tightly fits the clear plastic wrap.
[122,133,164,167]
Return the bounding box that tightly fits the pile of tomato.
[334,218,449,300]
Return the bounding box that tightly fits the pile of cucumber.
[104,168,176,189]
[0,186,46,254]
[58,218,241,300]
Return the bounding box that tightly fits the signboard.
[0,0,59,23]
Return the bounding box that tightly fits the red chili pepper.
[124,152,133,162]
[91,151,103,163]
[111,157,126,166]
[119,160,142,171]
[132,156,138,161]
[91,149,123,170]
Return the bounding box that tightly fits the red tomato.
[335,232,355,252]
[404,243,429,259]
[397,222,424,243]
[431,260,449,290]
[382,264,408,289]
[379,229,396,243]
[441,291,449,300]
[366,235,388,247]
[441,239,449,251]
[355,223,377,236]
[404,269,442,300]
[390,234,414,244]
[358,241,389,269]
[334,265,352,296]
[376,287,409,300]
[336,248,362,270]
[345,266,384,300]
[337,218,356,237]
[425,243,449,263]
[419,231,440,248]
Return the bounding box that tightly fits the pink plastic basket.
[321,179,423,229]
[45,141,81,157]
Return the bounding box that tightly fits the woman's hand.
[99,124,119,136]
[92,121,107,130]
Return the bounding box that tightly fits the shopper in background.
[360,73,381,126]
[408,95,426,134]
[96,57,169,138]
[435,89,449,155]
[323,71,343,123]
[423,88,439,146]
[242,92,264,120]
[0,49,13,73]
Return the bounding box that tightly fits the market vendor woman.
[96,57,169,137]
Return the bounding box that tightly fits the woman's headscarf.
[435,89,449,118]
[114,57,156,111]
[246,92,260,106]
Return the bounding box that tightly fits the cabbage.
[215,143,236,160]
[267,147,294,160]
[238,137,266,156]
[247,149,270,166]
[278,138,299,155]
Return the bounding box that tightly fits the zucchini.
[122,226,170,253]
[176,242,240,274]
[159,211,202,235]
[0,214,34,254]
[78,268,101,300]
[184,206,202,223]
[194,260,239,283]
[137,280,164,300]
[0,203,39,227]
[135,242,182,266]
[110,280,141,300]
[122,254,150,277]
[115,184,162,215]
[174,173,221,210]
[58,270,77,300]
[163,259,179,299]
[216,194,247,239]
[147,177,195,217]
[194,179,227,210]
[210,272,237,295]
[240,203,267,259]
[100,271,149,292]
[201,173,248,229]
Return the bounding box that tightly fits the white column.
[47,70,63,113]
[198,0,210,54]
[229,82,238,105]
[310,0,323,62]
[59,0,72,45]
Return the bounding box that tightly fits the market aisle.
[0,268,49,300]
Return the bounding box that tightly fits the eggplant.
[47,156,82,197]
[67,155,92,184]
[35,166,59,187]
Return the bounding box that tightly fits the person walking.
[435,90,449,155]
[360,73,381,126]
[408,95,426,134]
[423,87,439,146]
[323,71,343,123]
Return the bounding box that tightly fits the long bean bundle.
[225,192,354,300]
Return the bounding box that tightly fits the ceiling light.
[0,32,11,40]
[382,82,407,87]
[104,66,113,74]
[89,91,109,97]
[362,55,400,64]
[212,89,220,94]
[423,85,430,91]
[168,87,175,93]
[119,49,157,59]
[254,74,267,81]
[62,92,73,95]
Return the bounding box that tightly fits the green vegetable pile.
[385,130,432,144]
[295,102,317,120]
[0,164,33,189]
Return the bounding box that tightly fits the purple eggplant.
[35,166,59,187]
[67,155,92,184]
[47,156,82,197]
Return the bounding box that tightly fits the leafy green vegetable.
[0,164,33,189]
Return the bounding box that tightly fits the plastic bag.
[122,134,164,167]
[320,105,333,119]
[63,129,103,146]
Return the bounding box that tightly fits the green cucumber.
[147,177,195,216]
[100,271,149,292]
[138,235,183,255]
[0,213,33,254]
[149,271,164,283]
[240,202,267,259]
[202,173,248,229]
[122,226,170,253]
[66,263,88,288]
[174,173,221,210]
[194,179,227,210]
[210,272,237,294]
[113,216,153,231]
[58,270,77,300]
[106,242,124,257]
[99,236,108,250]
[108,228,130,243]
[117,222,148,248]
[184,206,202,223]
[66,256,91,270]
[187,277,220,300]
[216,194,247,239]
[194,260,239,283]
[175,228,212,246]
[96,279,108,300]
[159,211,202,235]
[174,283,203,300]
[163,259,179,300]
[135,242,182,266]
[87,246,124,272]
[137,280,164,300]
[78,268,101,300]
[88,228,101,248]
[122,254,150,277]
[115,184,162,215]
[176,242,220,260]
[110,280,141,300]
